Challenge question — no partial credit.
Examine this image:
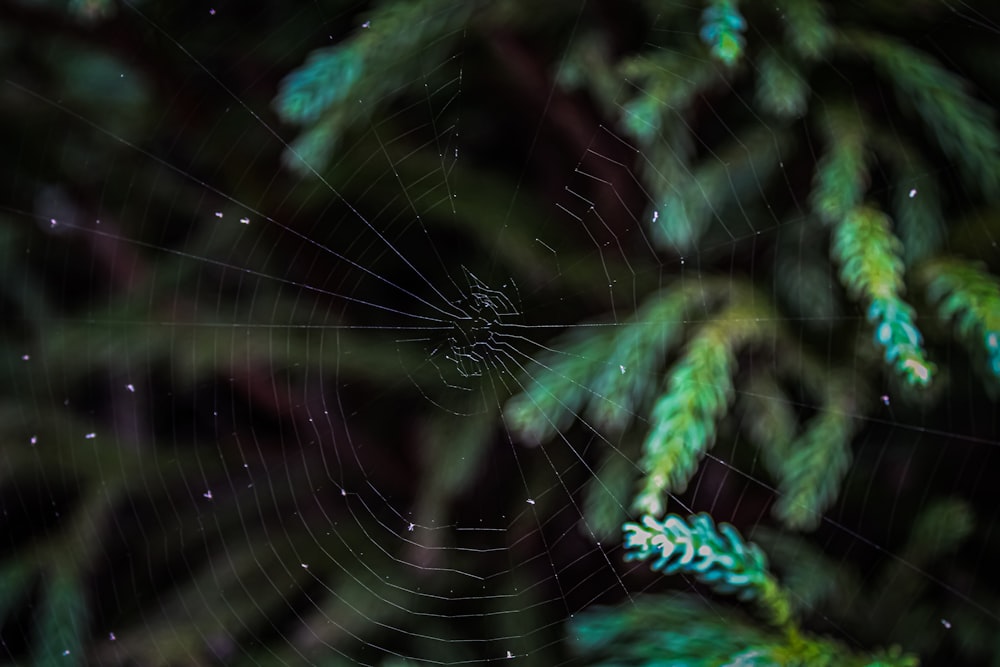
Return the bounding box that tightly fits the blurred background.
[2,0,1000,665]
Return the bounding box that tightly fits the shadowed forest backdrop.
[2,0,1000,665]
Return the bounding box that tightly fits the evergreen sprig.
[587,289,694,433]
[922,257,1000,379]
[503,327,614,445]
[505,284,713,445]
[832,206,934,386]
[781,0,833,61]
[844,30,1000,197]
[274,0,473,173]
[773,389,856,531]
[872,136,946,267]
[811,106,870,226]
[740,373,797,477]
[570,594,918,667]
[634,302,768,516]
[583,448,637,541]
[700,0,747,67]
[653,126,788,252]
[620,52,719,143]
[755,49,809,119]
[623,513,791,625]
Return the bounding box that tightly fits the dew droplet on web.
[301,563,309,569]
[908,189,917,198]
[50,218,57,228]
[239,217,250,224]
[126,383,135,393]
[620,365,626,374]
[214,211,223,218]
[941,618,951,629]
[109,632,116,641]
[30,435,37,445]
[203,490,213,500]
[85,432,96,439]
[652,211,659,223]
[506,650,514,658]
[881,394,890,406]
[63,650,70,656]
[362,20,371,28]
[209,8,216,15]
[526,499,535,505]
[21,354,29,361]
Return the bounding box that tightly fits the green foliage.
[275,45,364,125]
[33,570,87,667]
[811,107,870,226]
[503,326,615,445]
[750,528,861,618]
[582,447,636,541]
[843,30,1000,198]
[739,373,797,477]
[872,137,946,267]
[273,0,474,173]
[751,499,974,660]
[832,206,934,386]
[620,52,719,144]
[623,513,790,625]
[781,0,834,61]
[608,501,973,665]
[921,257,1000,378]
[755,49,809,119]
[635,301,769,515]
[772,375,857,530]
[653,126,789,252]
[699,0,746,67]
[575,557,918,666]
[586,290,693,433]
[773,234,842,326]
[503,283,713,445]
[6,0,1000,664]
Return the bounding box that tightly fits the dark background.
[1,0,1000,665]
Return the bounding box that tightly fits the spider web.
[1,1,999,665]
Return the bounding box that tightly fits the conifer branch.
[740,373,797,479]
[274,0,473,173]
[700,0,747,67]
[832,206,934,386]
[583,448,636,541]
[872,136,946,266]
[773,375,857,530]
[503,328,613,445]
[781,0,833,61]
[620,53,719,143]
[634,302,769,515]
[811,106,870,226]
[843,30,1000,197]
[921,257,1000,379]
[571,593,918,667]
[623,513,791,626]
[653,126,789,252]
[756,49,809,119]
[587,289,694,433]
